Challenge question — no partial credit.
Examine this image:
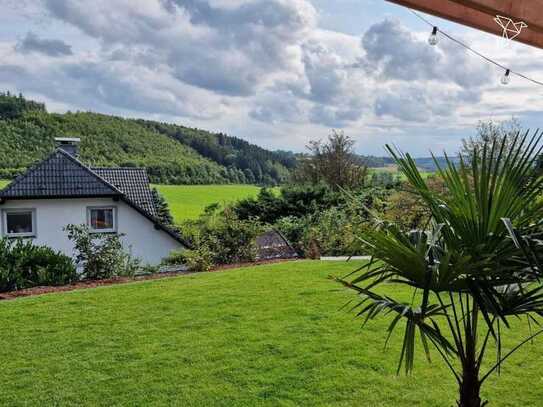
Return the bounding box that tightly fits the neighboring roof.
[256,229,298,260]
[93,168,156,217]
[0,149,188,247]
[0,150,121,200]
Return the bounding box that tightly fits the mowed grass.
[1,260,542,406]
[152,184,266,222]
[0,179,9,189]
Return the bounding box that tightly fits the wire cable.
[409,9,543,87]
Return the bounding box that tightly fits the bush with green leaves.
[0,238,76,292]
[369,171,399,188]
[162,246,213,272]
[182,208,262,266]
[271,187,388,257]
[161,249,187,266]
[64,224,140,280]
[184,247,213,272]
[306,207,361,256]
[233,185,344,224]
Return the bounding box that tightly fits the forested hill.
[0,92,296,185]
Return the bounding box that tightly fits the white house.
[0,138,187,265]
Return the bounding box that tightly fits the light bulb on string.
[428,26,439,46]
[501,69,511,85]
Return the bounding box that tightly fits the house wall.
[0,198,183,265]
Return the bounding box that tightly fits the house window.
[3,209,36,238]
[87,207,117,233]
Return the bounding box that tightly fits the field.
[0,180,8,188]
[369,166,433,180]
[153,184,265,222]
[0,260,541,406]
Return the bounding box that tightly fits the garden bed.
[0,258,299,300]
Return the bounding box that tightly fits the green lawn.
[0,260,541,406]
[153,184,265,222]
[0,179,8,189]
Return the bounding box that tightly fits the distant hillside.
[138,120,296,184]
[0,92,294,185]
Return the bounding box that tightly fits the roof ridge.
[56,149,124,196]
[92,167,148,171]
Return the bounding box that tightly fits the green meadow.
[0,260,541,406]
[153,184,266,222]
[369,166,433,180]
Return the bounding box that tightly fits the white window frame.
[2,208,37,238]
[87,206,117,233]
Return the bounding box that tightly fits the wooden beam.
[386,0,543,49]
[448,0,543,32]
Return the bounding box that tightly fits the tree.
[335,133,543,406]
[151,188,175,228]
[461,118,522,164]
[383,176,446,231]
[293,130,367,190]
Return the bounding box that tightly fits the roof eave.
[0,193,122,201]
[119,196,191,248]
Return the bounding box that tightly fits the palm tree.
[335,132,543,407]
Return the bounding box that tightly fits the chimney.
[55,137,80,157]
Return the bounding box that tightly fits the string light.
[409,9,543,88]
[428,26,439,46]
[501,69,511,85]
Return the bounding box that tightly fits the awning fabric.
[386,1,543,49]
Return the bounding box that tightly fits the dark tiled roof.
[93,168,157,217]
[0,150,121,199]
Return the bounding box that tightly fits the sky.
[1,0,542,157]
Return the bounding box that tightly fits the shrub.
[274,204,371,258]
[182,247,213,272]
[273,216,307,255]
[161,249,187,266]
[233,185,343,224]
[139,264,160,275]
[304,207,358,256]
[369,171,399,188]
[182,209,262,266]
[64,224,139,280]
[0,238,76,292]
[162,247,213,272]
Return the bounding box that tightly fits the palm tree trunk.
[458,364,482,407]
[458,301,483,407]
